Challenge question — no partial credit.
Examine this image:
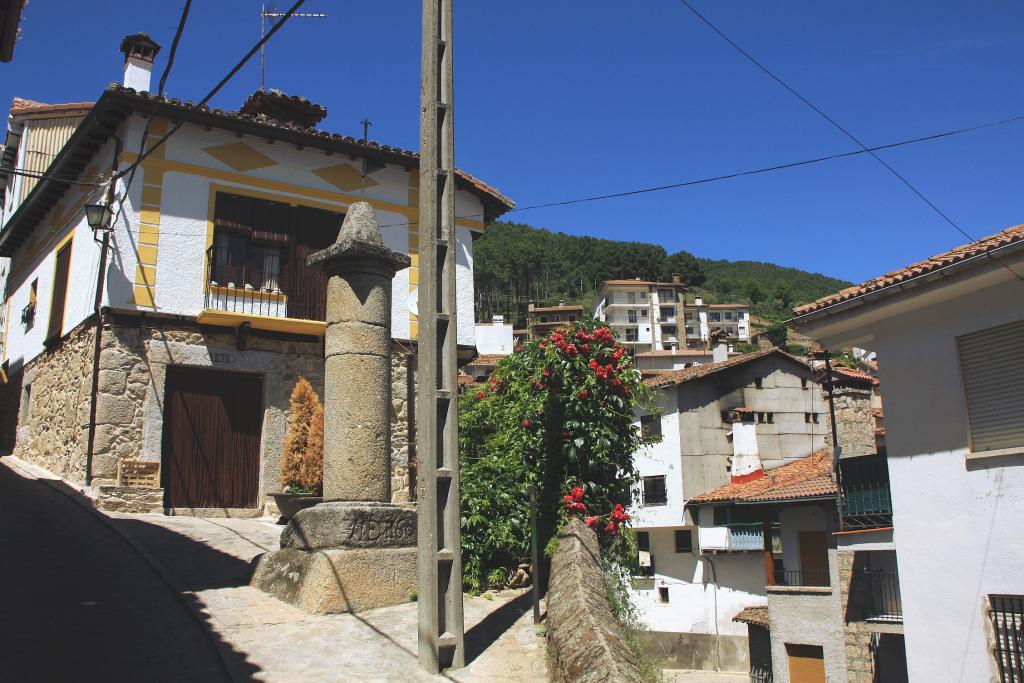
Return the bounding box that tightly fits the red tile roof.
[687,449,835,505]
[468,354,505,367]
[644,348,807,389]
[733,606,769,628]
[827,366,879,386]
[601,279,683,287]
[530,305,584,313]
[793,223,1024,316]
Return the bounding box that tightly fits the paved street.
[0,459,236,682]
[0,457,545,682]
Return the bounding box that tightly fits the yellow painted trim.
[139,207,161,226]
[135,265,156,287]
[46,236,73,338]
[137,244,158,266]
[143,166,165,185]
[139,224,160,242]
[1,293,11,363]
[196,309,326,337]
[133,285,155,308]
[119,153,486,231]
[141,186,162,206]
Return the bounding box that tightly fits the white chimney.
[120,33,161,92]
[712,339,729,363]
[694,296,704,306]
[492,315,504,325]
[729,408,764,483]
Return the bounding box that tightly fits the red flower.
[475,391,485,400]
[582,344,591,354]
[561,430,570,439]
[589,359,599,370]
[613,348,625,361]
[514,346,522,353]
[543,368,552,378]
[565,344,578,357]
[522,419,531,428]
[604,520,620,535]
[585,516,600,529]
[577,389,590,400]
[570,486,585,502]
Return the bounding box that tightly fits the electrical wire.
[675,0,1024,280]
[115,0,307,181]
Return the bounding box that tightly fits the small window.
[805,413,812,423]
[754,377,763,389]
[658,586,669,603]
[47,240,72,341]
[957,321,1024,454]
[641,309,648,318]
[801,378,809,389]
[713,505,729,526]
[640,414,662,440]
[757,412,774,424]
[539,316,549,323]
[725,312,733,320]
[642,475,668,506]
[674,530,693,553]
[710,312,722,322]
[22,279,38,330]
[568,315,577,322]
[636,531,650,551]
[989,594,1024,681]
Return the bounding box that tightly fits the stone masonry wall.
[547,518,645,683]
[837,550,903,683]
[389,344,415,503]
[10,320,97,483]
[830,387,876,459]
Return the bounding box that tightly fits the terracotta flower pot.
[271,492,323,523]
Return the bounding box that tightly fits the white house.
[0,34,513,512]
[592,278,687,353]
[628,349,828,671]
[789,222,1024,682]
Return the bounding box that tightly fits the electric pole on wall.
[417,0,465,673]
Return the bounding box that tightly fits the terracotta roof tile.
[468,354,505,366]
[793,224,1024,316]
[733,606,769,628]
[826,366,880,386]
[530,305,584,313]
[687,449,835,505]
[644,348,807,389]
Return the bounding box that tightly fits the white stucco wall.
[861,276,1024,683]
[630,390,683,528]
[474,319,513,355]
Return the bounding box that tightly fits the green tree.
[743,280,766,305]
[763,322,789,349]
[663,250,706,288]
[459,321,655,591]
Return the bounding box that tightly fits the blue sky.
[4,1,1024,284]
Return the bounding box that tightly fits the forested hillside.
[473,222,851,326]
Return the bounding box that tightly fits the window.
[636,531,650,551]
[625,329,637,342]
[22,279,38,330]
[674,530,693,553]
[754,377,763,389]
[801,378,809,389]
[713,505,729,526]
[710,312,722,322]
[539,316,549,323]
[628,310,638,323]
[658,586,670,603]
[640,414,662,440]
[989,594,1024,682]
[957,321,1024,455]
[213,232,283,291]
[640,309,648,318]
[805,413,820,424]
[756,412,774,424]
[568,315,577,322]
[47,241,72,341]
[635,531,654,577]
[659,288,674,301]
[725,311,733,320]
[660,306,674,320]
[686,327,696,336]
[642,475,668,505]
[627,292,636,304]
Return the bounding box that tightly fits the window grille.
[642,475,668,505]
[641,414,662,440]
[674,529,693,553]
[990,594,1024,683]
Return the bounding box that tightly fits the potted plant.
[272,376,324,522]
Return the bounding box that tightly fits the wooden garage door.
[162,367,263,508]
[787,644,825,683]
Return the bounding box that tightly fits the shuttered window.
[786,644,825,683]
[957,320,1024,454]
[46,241,72,341]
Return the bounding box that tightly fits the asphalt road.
[0,461,231,682]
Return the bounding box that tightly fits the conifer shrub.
[280,376,324,495]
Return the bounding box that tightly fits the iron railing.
[749,664,773,683]
[842,481,893,530]
[204,245,326,321]
[864,570,902,622]
[990,594,1024,683]
[728,523,765,551]
[773,569,830,588]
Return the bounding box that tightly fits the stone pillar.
[250,202,418,614]
[309,202,410,502]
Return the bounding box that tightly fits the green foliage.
[763,322,790,349]
[733,342,760,354]
[602,558,663,682]
[785,343,810,357]
[473,222,851,325]
[459,320,656,592]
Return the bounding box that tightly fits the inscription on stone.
[207,351,235,363]
[280,502,418,550]
[347,512,415,544]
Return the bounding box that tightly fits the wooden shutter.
[786,644,825,683]
[957,320,1024,453]
[46,241,72,341]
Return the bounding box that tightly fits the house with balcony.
[592,277,687,353]
[0,34,513,512]
[626,348,828,671]
[526,301,582,339]
[683,296,751,347]
[790,223,1024,683]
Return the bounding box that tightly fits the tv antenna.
[260,4,327,90]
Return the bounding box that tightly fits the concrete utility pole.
[417,0,465,673]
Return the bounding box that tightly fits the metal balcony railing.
[728,523,765,551]
[864,570,902,622]
[204,245,326,321]
[773,569,830,587]
[749,664,773,683]
[842,481,893,530]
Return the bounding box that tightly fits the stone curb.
[0,457,241,683]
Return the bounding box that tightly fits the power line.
[676,0,1024,280]
[0,165,106,187]
[116,0,307,180]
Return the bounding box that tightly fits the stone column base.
[251,501,418,614]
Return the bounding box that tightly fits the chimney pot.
[729,409,764,483]
[672,273,680,284]
[120,33,161,92]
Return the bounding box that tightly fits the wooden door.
[786,644,825,683]
[799,530,830,586]
[162,367,263,508]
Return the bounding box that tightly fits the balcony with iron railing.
[841,481,893,530]
[772,569,831,588]
[728,523,765,551]
[863,570,902,622]
[200,245,327,335]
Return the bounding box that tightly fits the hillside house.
[789,223,1024,682]
[0,34,513,514]
[592,277,687,353]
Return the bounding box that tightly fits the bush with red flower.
[460,320,657,591]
